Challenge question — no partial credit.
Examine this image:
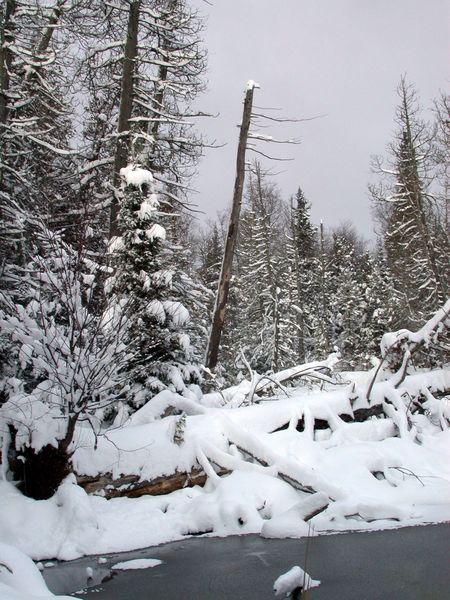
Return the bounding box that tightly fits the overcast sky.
[188,0,449,237]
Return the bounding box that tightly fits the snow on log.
[380,298,450,357]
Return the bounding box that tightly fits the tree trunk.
[318,220,329,351]
[110,0,141,239]
[205,83,257,370]
[0,0,16,189]
[77,467,230,499]
[23,0,65,85]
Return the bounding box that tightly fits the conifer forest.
[0,2,448,599]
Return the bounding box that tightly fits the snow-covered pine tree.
[161,203,212,378]
[312,221,333,360]
[232,165,284,374]
[362,245,404,357]
[107,165,201,407]
[431,91,449,231]
[371,78,448,326]
[195,222,223,356]
[285,187,318,363]
[74,0,206,242]
[0,0,76,260]
[327,225,368,367]
[198,223,222,292]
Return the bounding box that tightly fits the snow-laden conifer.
[107,165,202,407]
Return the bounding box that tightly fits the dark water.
[43,523,450,599]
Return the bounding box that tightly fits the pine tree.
[287,187,318,363]
[0,0,76,260]
[232,165,284,374]
[327,229,364,364]
[312,221,333,360]
[362,245,404,357]
[371,78,448,326]
[108,166,201,406]
[74,0,207,241]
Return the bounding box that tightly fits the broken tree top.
[246,80,260,90]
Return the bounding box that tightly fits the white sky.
[189,0,449,237]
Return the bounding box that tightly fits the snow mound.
[273,565,320,596]
[0,543,80,599]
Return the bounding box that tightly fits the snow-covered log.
[368,299,450,400]
[77,467,229,500]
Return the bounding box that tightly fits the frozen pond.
[43,523,450,599]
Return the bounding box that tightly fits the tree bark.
[0,0,15,126]
[110,0,141,239]
[0,0,16,189]
[24,0,66,84]
[205,83,256,370]
[77,467,230,499]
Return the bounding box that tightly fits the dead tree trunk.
[205,82,257,370]
[0,0,16,189]
[109,0,140,239]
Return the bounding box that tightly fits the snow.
[145,223,166,241]
[163,300,190,326]
[120,165,153,189]
[112,558,162,570]
[147,299,166,323]
[380,298,450,357]
[108,236,124,253]
[0,543,80,599]
[273,565,320,596]
[137,194,158,220]
[246,80,260,90]
[0,368,449,566]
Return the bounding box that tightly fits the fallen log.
[270,405,386,434]
[367,300,450,400]
[77,466,230,500]
[233,444,316,495]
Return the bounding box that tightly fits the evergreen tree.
[362,245,404,357]
[0,0,76,260]
[108,166,201,406]
[74,0,207,240]
[327,228,366,365]
[232,165,283,374]
[195,222,223,361]
[371,78,448,326]
[312,221,334,360]
[286,187,318,363]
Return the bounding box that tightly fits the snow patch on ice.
[112,558,162,570]
[273,565,320,596]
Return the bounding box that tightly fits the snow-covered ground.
[1,367,449,568]
[0,543,77,600]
